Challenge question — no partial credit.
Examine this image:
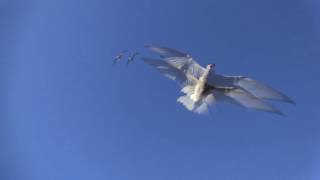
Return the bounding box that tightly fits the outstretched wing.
[164,57,205,80]
[142,57,197,86]
[145,45,188,57]
[145,45,206,79]
[208,74,295,104]
[213,88,284,115]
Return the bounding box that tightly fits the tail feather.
[177,95,213,114]
[193,102,209,114]
[204,94,216,106]
[177,95,195,111]
[181,85,195,96]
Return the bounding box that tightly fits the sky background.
[1,0,320,179]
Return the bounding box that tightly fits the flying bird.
[113,50,128,65]
[142,45,295,115]
[126,52,140,66]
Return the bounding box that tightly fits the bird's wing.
[212,88,284,115]
[142,57,197,86]
[112,57,120,65]
[145,45,206,79]
[164,57,205,80]
[145,45,188,57]
[207,74,295,104]
[126,59,132,66]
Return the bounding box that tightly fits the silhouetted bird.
[113,50,128,65]
[126,52,139,66]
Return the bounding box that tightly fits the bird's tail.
[177,94,216,114]
[177,95,196,111]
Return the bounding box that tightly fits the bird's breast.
[190,70,210,102]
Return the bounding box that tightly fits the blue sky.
[1,0,320,179]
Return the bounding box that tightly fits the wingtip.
[278,93,295,105]
[287,98,296,105]
[277,97,296,105]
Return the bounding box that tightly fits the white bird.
[113,50,128,65]
[142,45,295,115]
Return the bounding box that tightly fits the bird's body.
[113,50,128,65]
[113,55,122,64]
[190,65,212,103]
[142,45,294,115]
[126,52,139,66]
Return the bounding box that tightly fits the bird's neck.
[199,68,211,82]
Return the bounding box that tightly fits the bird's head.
[206,64,216,70]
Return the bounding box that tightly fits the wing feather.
[145,45,188,57]
[145,45,206,79]
[164,57,205,79]
[142,57,197,86]
[213,88,284,115]
[208,74,295,104]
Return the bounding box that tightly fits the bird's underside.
[142,45,295,115]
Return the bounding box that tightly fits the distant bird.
[113,50,128,65]
[142,45,295,115]
[126,52,140,66]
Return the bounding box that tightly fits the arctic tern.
[142,45,294,115]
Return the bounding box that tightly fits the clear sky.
[1,0,320,179]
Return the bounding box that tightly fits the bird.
[126,52,139,66]
[113,50,128,65]
[142,45,295,115]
